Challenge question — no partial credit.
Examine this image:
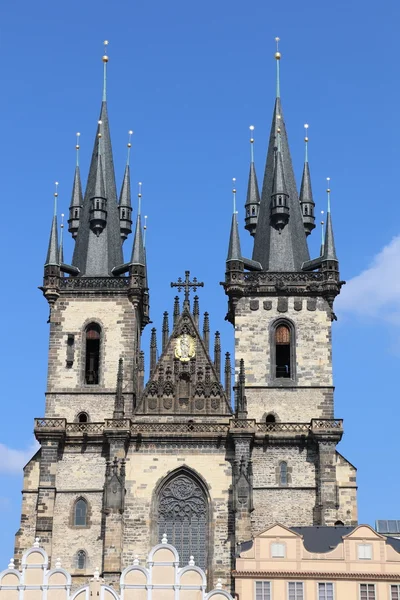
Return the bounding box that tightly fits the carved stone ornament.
[307,298,317,311]
[263,300,273,311]
[294,299,303,311]
[175,334,196,362]
[250,300,259,311]
[277,297,288,313]
[148,398,157,410]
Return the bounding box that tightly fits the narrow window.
[304,205,308,215]
[122,209,126,218]
[318,582,334,600]
[271,542,285,558]
[275,324,291,378]
[288,582,303,600]
[391,584,400,600]
[85,323,101,385]
[360,584,375,600]
[279,462,288,486]
[255,581,271,600]
[74,209,78,218]
[78,412,88,423]
[76,550,86,570]
[252,206,256,215]
[358,544,372,560]
[74,498,87,526]
[266,414,276,423]
[335,520,344,526]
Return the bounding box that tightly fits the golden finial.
[61,213,64,228]
[249,125,255,162]
[54,181,59,198]
[76,132,81,166]
[127,130,133,165]
[304,123,309,162]
[97,120,102,138]
[320,210,325,248]
[138,182,142,215]
[326,177,331,212]
[275,37,281,60]
[102,40,109,63]
[232,177,237,214]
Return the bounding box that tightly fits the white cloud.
[337,236,400,324]
[0,440,39,474]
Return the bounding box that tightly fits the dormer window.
[271,542,285,558]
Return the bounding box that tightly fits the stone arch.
[151,466,212,572]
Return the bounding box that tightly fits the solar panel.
[376,520,388,533]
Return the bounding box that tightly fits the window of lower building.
[255,581,271,600]
[318,582,334,600]
[358,544,372,559]
[271,542,285,558]
[360,584,375,600]
[76,550,86,570]
[391,584,400,600]
[288,582,303,600]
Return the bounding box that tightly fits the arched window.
[266,414,276,423]
[178,373,190,401]
[76,550,86,570]
[85,323,101,385]
[275,323,291,379]
[279,461,288,486]
[335,520,344,526]
[157,471,208,570]
[77,412,88,423]
[74,498,87,526]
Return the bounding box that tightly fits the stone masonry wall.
[251,444,317,531]
[123,442,233,589]
[46,296,137,421]
[235,296,333,422]
[336,452,358,525]
[50,443,106,574]
[14,452,40,566]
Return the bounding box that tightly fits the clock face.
[175,334,196,362]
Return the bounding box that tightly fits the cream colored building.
[234,524,400,599]
[0,538,232,600]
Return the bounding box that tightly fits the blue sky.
[1,0,400,567]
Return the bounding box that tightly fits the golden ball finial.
[275,52,281,60]
[275,36,281,59]
[102,40,109,62]
[277,127,281,134]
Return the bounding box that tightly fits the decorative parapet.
[0,539,233,600]
[33,417,343,440]
[243,271,324,295]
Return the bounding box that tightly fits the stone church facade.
[14,45,357,592]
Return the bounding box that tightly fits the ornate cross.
[170,271,204,308]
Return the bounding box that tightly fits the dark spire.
[322,181,338,262]
[299,124,316,236]
[224,352,231,405]
[237,359,247,419]
[45,184,59,266]
[150,328,157,376]
[130,184,145,266]
[252,44,310,271]
[59,215,64,267]
[244,126,261,237]
[89,144,107,236]
[71,45,123,276]
[113,358,124,418]
[68,134,83,240]
[203,312,210,351]
[138,350,145,394]
[214,331,221,380]
[227,180,242,262]
[193,295,199,328]
[118,136,133,242]
[173,296,180,327]
[162,311,169,351]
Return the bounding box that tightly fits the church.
[13,41,357,592]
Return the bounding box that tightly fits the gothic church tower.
[14,42,357,592]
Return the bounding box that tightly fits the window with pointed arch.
[271,320,296,381]
[76,550,86,570]
[85,323,101,385]
[74,498,88,527]
[156,470,208,570]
